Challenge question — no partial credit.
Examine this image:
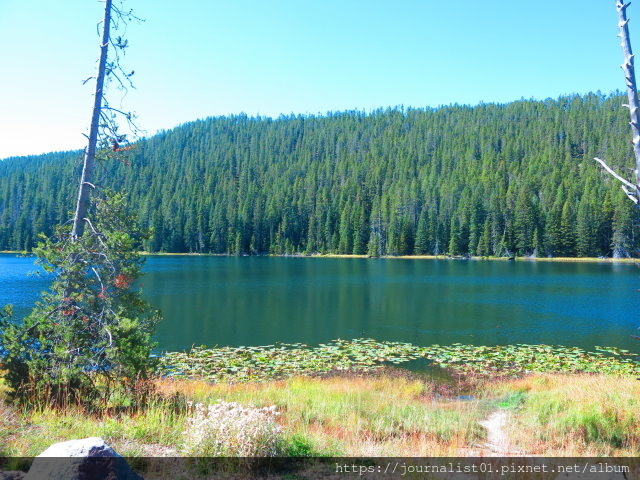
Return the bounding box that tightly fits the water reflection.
[141,256,639,352]
[2,253,638,353]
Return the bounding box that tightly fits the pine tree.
[576,195,597,257]
[514,186,536,255]
[612,198,634,257]
[476,218,492,257]
[414,208,430,255]
[338,205,353,254]
[448,217,461,256]
[559,200,576,257]
[0,1,159,408]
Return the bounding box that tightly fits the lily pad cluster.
[157,339,422,382]
[157,339,640,382]
[423,343,640,376]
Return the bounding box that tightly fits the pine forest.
[1,92,638,258]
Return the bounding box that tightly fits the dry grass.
[0,401,187,457]
[154,373,483,456]
[485,374,640,456]
[3,373,479,457]
[3,371,640,458]
[0,399,21,456]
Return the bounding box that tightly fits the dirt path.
[478,410,511,454]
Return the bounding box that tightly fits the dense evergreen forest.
[1,92,639,257]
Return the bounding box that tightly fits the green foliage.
[278,434,316,457]
[0,304,12,322]
[0,191,161,407]
[158,338,640,382]
[158,339,421,383]
[423,343,640,376]
[0,92,638,257]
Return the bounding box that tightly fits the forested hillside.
[1,93,638,257]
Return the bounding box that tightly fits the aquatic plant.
[158,339,421,382]
[422,343,640,376]
[157,339,640,382]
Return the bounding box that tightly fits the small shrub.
[279,434,316,457]
[182,400,282,457]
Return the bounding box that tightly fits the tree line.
[1,92,638,257]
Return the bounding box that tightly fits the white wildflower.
[182,400,282,457]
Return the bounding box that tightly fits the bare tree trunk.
[617,0,640,199]
[71,0,112,238]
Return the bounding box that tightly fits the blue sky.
[0,0,635,159]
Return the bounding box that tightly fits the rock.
[25,437,143,480]
[0,472,25,480]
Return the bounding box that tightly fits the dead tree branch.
[595,1,640,203]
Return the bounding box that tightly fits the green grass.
[488,374,640,455]
[156,373,483,456]
[2,403,186,457]
[4,373,640,458]
[4,341,640,459]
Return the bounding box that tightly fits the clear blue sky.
[0,0,635,159]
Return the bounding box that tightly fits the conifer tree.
[448,218,462,256]
[2,92,640,258]
[414,208,430,255]
[0,1,159,408]
[476,218,492,257]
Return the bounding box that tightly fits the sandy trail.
[478,410,512,455]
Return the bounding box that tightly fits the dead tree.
[71,0,113,238]
[71,0,140,238]
[597,1,640,340]
[595,0,640,204]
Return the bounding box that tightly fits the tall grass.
[487,374,640,455]
[156,373,484,456]
[4,371,640,458]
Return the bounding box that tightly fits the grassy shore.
[3,338,640,459]
[3,371,640,460]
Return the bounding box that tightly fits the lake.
[1,253,639,353]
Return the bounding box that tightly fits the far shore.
[3,250,638,263]
[306,253,640,263]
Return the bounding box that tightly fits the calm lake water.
[1,253,639,352]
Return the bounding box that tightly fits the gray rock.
[0,472,25,480]
[24,437,143,480]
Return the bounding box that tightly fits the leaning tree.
[0,0,160,408]
[72,0,140,238]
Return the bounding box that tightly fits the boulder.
[0,472,25,480]
[24,437,143,480]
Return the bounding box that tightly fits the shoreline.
[5,370,640,458]
[4,339,640,458]
[135,252,640,263]
[307,253,640,263]
[3,250,638,263]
